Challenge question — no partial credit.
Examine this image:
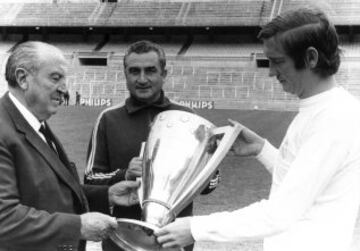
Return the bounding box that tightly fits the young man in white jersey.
[154,8,360,251]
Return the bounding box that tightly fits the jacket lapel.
[44,122,83,182]
[2,93,87,208]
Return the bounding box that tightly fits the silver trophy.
[110,110,242,251]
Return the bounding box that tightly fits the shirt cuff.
[190,215,209,242]
[255,140,278,170]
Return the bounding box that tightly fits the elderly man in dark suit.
[0,41,140,251]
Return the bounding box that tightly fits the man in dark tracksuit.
[84,40,220,251]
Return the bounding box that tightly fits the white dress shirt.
[9,92,46,143]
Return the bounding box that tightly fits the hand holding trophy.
[110,110,242,251]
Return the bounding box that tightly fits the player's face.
[124,51,166,104]
[263,37,307,98]
[24,50,68,121]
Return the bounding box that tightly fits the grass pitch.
[49,106,359,251]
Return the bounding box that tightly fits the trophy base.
[110,218,183,251]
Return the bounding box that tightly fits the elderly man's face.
[124,51,166,104]
[24,51,67,121]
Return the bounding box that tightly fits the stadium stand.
[341,43,360,57]
[101,34,187,56]
[186,42,262,57]
[48,34,100,53]
[278,0,360,25]
[107,1,182,26]
[0,0,359,111]
[0,0,358,27]
[13,2,97,26]
[183,0,272,26]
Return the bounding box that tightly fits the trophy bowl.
[110,218,180,251]
[110,110,242,250]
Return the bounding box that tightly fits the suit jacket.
[0,93,109,251]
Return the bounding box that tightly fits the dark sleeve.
[200,169,221,195]
[83,184,111,214]
[201,133,221,195]
[84,114,126,185]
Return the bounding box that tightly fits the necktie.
[39,124,88,212]
[39,124,69,167]
[39,124,57,153]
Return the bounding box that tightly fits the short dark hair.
[258,8,340,77]
[123,40,166,72]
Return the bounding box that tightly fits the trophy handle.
[170,121,243,214]
[137,142,146,208]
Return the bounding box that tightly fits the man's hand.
[154,217,195,249]
[109,180,140,206]
[80,212,117,242]
[229,119,265,157]
[125,157,142,180]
